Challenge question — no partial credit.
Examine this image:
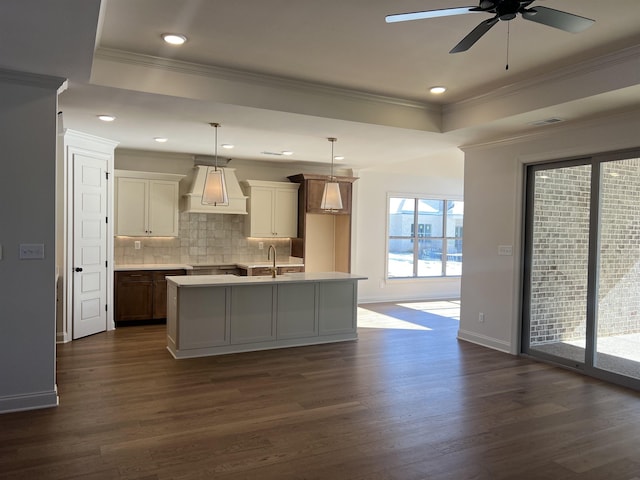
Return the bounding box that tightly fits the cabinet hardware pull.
[74,267,83,272]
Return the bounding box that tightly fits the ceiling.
[4,0,640,170]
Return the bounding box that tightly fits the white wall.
[0,70,64,412]
[459,109,640,354]
[353,154,464,303]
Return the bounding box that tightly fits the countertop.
[167,271,367,287]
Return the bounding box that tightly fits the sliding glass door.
[523,150,640,388]
[595,159,640,380]
[523,162,592,367]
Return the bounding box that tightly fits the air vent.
[261,151,284,156]
[528,117,564,127]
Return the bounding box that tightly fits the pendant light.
[202,122,229,205]
[321,137,343,211]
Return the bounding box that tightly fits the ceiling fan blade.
[450,16,499,53]
[385,7,479,23]
[521,6,595,33]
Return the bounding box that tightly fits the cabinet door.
[247,186,275,237]
[115,178,148,235]
[274,187,298,237]
[318,281,356,335]
[178,286,230,349]
[115,271,153,321]
[152,270,185,319]
[230,285,275,344]
[148,180,179,236]
[277,283,317,339]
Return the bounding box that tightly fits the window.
[387,197,463,278]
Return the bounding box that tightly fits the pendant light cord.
[328,137,337,180]
[505,22,510,71]
[210,122,220,171]
[331,139,334,178]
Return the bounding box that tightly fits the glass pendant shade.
[321,181,343,210]
[202,167,228,205]
[321,137,343,211]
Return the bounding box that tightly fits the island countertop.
[167,271,366,287]
[166,271,366,359]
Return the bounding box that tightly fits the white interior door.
[73,155,108,339]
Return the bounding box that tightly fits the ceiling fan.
[385,0,595,53]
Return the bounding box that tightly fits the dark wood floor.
[2,301,640,479]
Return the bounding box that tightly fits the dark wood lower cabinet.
[277,265,304,274]
[115,269,185,323]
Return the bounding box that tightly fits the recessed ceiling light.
[334,155,345,161]
[154,137,168,143]
[281,150,294,156]
[429,86,447,95]
[162,33,187,45]
[97,114,116,122]
[221,144,234,149]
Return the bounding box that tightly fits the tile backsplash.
[114,212,292,265]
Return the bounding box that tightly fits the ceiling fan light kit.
[386,1,595,53]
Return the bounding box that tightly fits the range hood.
[182,166,248,214]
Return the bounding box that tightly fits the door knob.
[74,267,83,272]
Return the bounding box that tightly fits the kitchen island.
[166,272,366,359]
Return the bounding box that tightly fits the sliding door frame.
[521,148,640,391]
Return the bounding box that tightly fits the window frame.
[386,193,463,280]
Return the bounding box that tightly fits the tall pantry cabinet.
[287,173,358,273]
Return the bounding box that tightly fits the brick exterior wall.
[530,158,640,346]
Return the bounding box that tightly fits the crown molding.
[445,44,640,114]
[94,48,440,114]
[459,107,640,152]
[0,68,66,89]
[63,128,120,150]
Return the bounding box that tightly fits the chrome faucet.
[267,244,277,278]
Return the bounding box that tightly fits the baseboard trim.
[358,295,460,305]
[56,332,69,344]
[0,388,59,414]
[457,329,512,354]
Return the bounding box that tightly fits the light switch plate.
[20,243,45,259]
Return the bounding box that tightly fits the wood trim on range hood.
[182,166,248,214]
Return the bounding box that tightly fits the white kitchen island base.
[166,272,366,359]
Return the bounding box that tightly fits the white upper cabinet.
[115,171,184,236]
[241,180,299,238]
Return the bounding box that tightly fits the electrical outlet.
[134,241,141,250]
[478,312,485,323]
[258,242,264,250]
